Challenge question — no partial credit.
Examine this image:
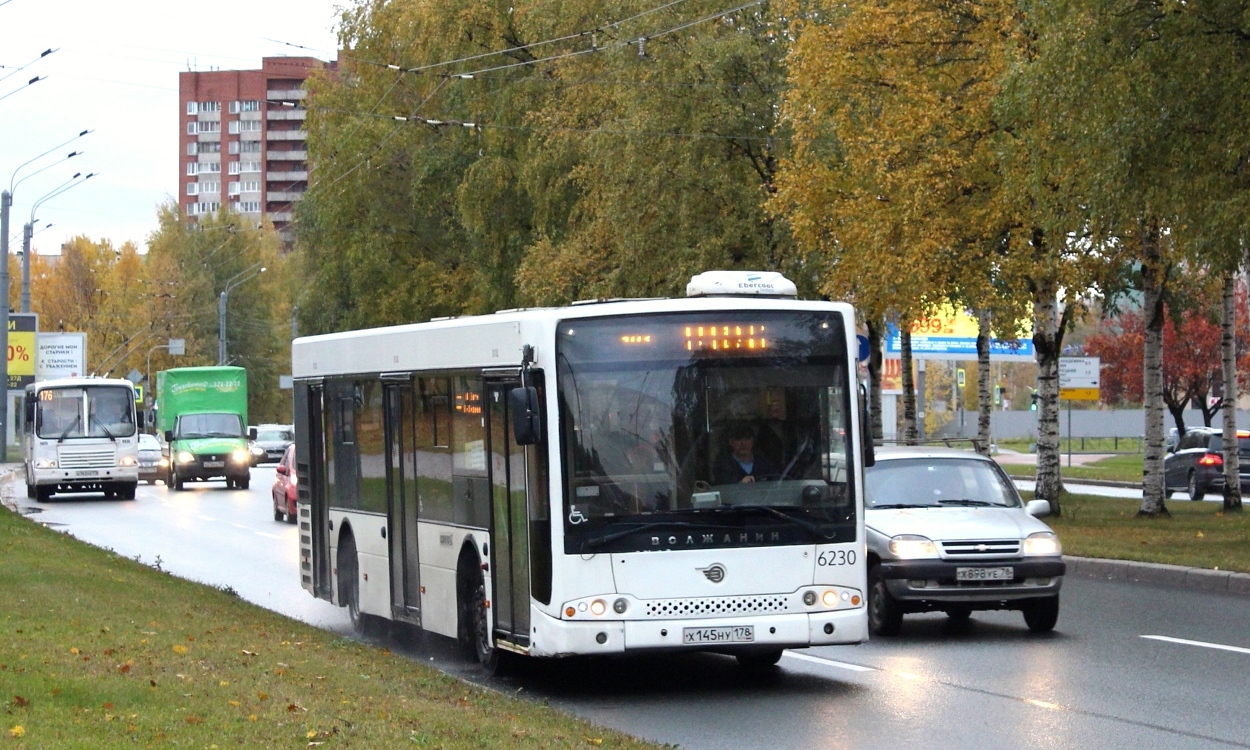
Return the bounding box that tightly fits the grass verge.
[1000,453,1145,484]
[0,505,661,749]
[1023,490,1250,573]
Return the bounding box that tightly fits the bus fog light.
[824,623,835,635]
[613,598,628,614]
[802,591,817,606]
[590,599,607,616]
[822,590,838,607]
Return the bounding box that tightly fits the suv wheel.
[868,566,903,636]
[1022,595,1060,633]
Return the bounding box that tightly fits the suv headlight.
[888,534,939,559]
[1023,531,1062,556]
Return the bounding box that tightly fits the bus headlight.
[589,599,607,616]
[35,458,56,468]
[1023,531,1062,556]
[231,449,250,464]
[888,534,939,559]
[119,456,137,467]
[176,451,195,464]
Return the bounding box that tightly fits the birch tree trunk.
[1139,221,1169,517]
[1220,269,1242,512]
[901,322,918,445]
[976,308,992,457]
[867,318,885,446]
[1033,278,1063,515]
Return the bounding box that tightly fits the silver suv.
[864,447,1065,635]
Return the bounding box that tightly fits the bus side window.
[23,395,35,434]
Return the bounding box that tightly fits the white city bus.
[22,377,140,501]
[293,271,870,671]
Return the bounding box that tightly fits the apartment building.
[178,56,334,243]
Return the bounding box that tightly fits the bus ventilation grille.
[643,595,790,618]
[58,447,116,469]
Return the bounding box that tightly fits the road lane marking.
[781,651,875,671]
[1141,634,1250,655]
[255,532,281,539]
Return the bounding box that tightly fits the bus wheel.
[338,533,382,636]
[121,484,137,500]
[469,572,501,673]
[25,480,34,499]
[35,485,51,502]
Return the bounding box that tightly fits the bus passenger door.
[485,379,531,649]
[296,382,332,600]
[384,381,421,624]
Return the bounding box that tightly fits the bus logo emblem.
[700,564,726,583]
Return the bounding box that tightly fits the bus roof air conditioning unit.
[686,271,798,299]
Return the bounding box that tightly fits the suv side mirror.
[1025,499,1051,518]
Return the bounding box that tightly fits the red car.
[272,444,298,524]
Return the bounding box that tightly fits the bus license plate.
[956,566,1013,581]
[682,626,754,644]
[75,470,97,477]
[203,461,225,468]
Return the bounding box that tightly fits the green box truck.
[156,366,254,491]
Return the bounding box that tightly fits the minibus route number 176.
[292,271,871,672]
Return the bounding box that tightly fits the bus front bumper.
[32,466,138,486]
[527,607,868,658]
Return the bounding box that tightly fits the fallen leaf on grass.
[9,725,24,738]
[11,696,29,708]
[173,645,188,654]
[585,739,604,746]
[241,650,257,656]
[119,664,131,674]
[287,703,306,713]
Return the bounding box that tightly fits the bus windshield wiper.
[90,415,116,441]
[718,504,836,541]
[58,414,82,442]
[584,521,741,550]
[937,498,996,507]
[871,503,931,510]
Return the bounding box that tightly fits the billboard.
[6,313,37,389]
[36,332,88,381]
[885,305,1033,361]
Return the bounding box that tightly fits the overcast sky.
[0,0,341,254]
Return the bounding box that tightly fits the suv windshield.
[557,310,857,554]
[865,457,1020,509]
[256,429,292,442]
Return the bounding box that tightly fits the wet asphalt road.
[7,469,1250,749]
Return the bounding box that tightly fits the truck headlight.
[177,451,195,464]
[888,534,939,559]
[1023,531,1062,556]
[231,449,250,464]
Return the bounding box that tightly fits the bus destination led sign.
[684,324,768,353]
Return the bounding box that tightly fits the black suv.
[1163,427,1250,500]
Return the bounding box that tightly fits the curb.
[1065,555,1250,597]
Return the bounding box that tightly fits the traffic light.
[1029,390,1039,411]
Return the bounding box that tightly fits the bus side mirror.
[859,385,875,468]
[509,386,542,445]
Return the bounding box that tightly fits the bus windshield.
[176,413,244,439]
[557,310,856,554]
[36,385,137,439]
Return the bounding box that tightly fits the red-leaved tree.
[1086,294,1250,436]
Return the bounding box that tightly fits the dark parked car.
[1164,427,1250,500]
[137,433,167,484]
[250,424,294,465]
[272,444,297,524]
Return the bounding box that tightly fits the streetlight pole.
[0,129,91,451]
[22,172,94,312]
[218,262,266,366]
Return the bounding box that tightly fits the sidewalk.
[993,450,1117,467]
